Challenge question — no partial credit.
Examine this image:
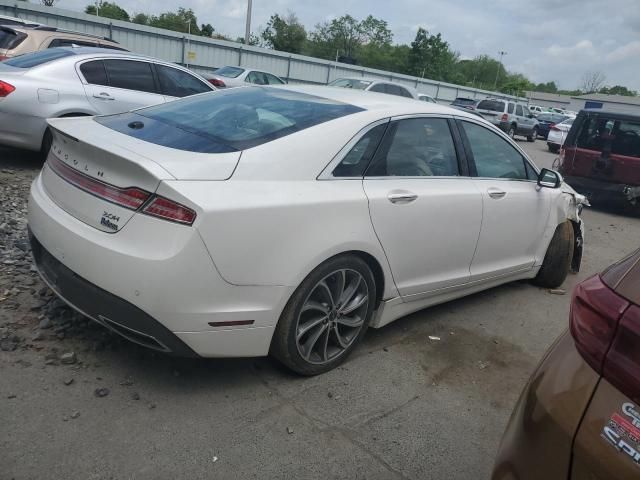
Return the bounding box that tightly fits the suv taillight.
[0,80,15,97]
[570,275,640,401]
[501,113,508,122]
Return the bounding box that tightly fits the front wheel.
[527,127,538,142]
[533,222,574,289]
[271,255,376,375]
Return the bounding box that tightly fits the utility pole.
[186,20,191,68]
[494,50,507,90]
[95,0,99,17]
[244,0,253,45]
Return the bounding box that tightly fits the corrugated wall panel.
[0,0,527,103]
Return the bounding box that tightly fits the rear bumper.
[28,171,292,357]
[562,175,639,207]
[30,230,197,356]
[492,331,600,480]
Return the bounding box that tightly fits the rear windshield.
[477,100,505,112]
[215,66,244,78]
[452,98,476,106]
[4,48,75,68]
[576,115,640,158]
[0,28,26,50]
[96,87,364,153]
[329,79,372,90]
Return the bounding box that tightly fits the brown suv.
[558,109,640,212]
[493,248,640,480]
[0,25,125,60]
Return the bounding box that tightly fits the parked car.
[328,77,417,99]
[0,47,214,155]
[536,112,571,139]
[0,24,125,60]
[451,97,477,110]
[528,104,545,116]
[28,85,586,375]
[417,93,436,103]
[203,66,286,88]
[475,98,539,141]
[547,117,575,153]
[493,248,640,480]
[558,109,640,211]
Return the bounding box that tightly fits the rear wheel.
[533,222,575,288]
[548,144,560,153]
[271,255,376,375]
[527,127,538,142]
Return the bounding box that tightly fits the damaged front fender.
[560,184,588,273]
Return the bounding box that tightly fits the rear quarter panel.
[572,380,640,479]
[492,331,600,480]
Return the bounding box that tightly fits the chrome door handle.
[487,188,507,199]
[388,193,418,204]
[93,93,115,100]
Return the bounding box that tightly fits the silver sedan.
[0,47,213,155]
[203,66,286,88]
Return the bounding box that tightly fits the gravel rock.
[94,387,110,398]
[38,318,52,330]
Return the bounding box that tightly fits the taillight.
[49,155,150,210]
[501,113,508,122]
[0,80,15,97]
[0,55,8,61]
[208,78,226,87]
[142,196,196,225]
[550,125,560,131]
[48,155,196,225]
[570,275,640,401]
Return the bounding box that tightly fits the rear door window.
[333,123,388,177]
[156,64,211,97]
[477,100,506,112]
[80,60,108,86]
[515,105,524,117]
[104,59,157,93]
[368,83,387,94]
[367,118,460,177]
[265,73,284,85]
[508,103,514,114]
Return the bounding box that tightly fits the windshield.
[96,87,364,153]
[328,78,372,90]
[559,118,574,126]
[453,98,476,106]
[215,66,244,78]
[476,100,505,112]
[4,48,75,68]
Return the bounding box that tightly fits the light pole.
[95,0,100,17]
[244,0,253,45]
[186,19,191,68]
[494,50,507,90]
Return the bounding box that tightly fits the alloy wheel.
[295,269,370,365]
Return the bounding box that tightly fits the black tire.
[548,144,560,153]
[507,124,516,139]
[40,128,53,160]
[533,222,574,288]
[271,254,376,376]
[527,127,537,142]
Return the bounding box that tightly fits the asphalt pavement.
[1,139,639,479]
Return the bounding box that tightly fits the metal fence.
[0,0,527,104]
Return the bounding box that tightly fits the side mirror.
[538,168,562,189]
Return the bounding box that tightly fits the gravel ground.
[1,140,639,480]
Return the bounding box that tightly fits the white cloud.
[605,40,640,63]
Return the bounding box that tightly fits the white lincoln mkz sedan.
[28,86,586,375]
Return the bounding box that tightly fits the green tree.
[200,23,214,37]
[235,33,260,46]
[408,28,458,81]
[148,8,201,35]
[499,73,534,96]
[85,1,130,21]
[307,14,392,63]
[262,13,307,54]
[452,55,506,90]
[131,12,149,25]
[533,81,558,93]
[599,85,638,96]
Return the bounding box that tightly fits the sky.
[58,0,640,91]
